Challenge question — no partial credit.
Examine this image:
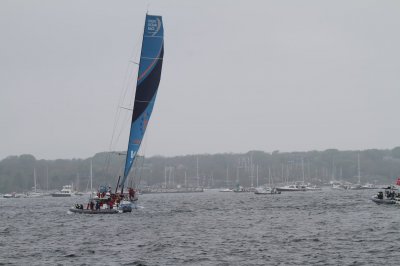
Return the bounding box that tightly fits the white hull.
[52,193,72,197]
[26,192,45,198]
[52,185,74,197]
[276,185,306,192]
[219,188,233,192]
[305,186,322,191]
[254,187,281,194]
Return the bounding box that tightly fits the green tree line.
[1,147,400,193]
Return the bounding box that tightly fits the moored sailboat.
[26,168,45,198]
[254,167,280,194]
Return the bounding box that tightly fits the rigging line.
[119,106,133,111]
[103,64,134,174]
[131,153,145,189]
[136,155,145,189]
[111,112,132,167]
[108,64,135,145]
[103,19,144,175]
[104,61,138,174]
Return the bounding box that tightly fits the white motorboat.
[3,192,23,198]
[52,185,73,197]
[305,184,322,191]
[362,183,378,189]
[219,188,233,192]
[276,184,306,192]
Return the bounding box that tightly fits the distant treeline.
[1,147,400,193]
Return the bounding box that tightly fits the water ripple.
[1,189,400,265]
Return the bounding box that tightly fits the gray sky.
[1,0,400,160]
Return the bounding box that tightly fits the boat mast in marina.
[226,166,229,187]
[268,167,272,187]
[357,153,361,185]
[90,160,93,193]
[196,156,199,187]
[256,165,259,187]
[46,165,49,191]
[185,171,187,188]
[301,158,305,185]
[34,168,37,193]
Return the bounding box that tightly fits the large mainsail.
[121,14,164,190]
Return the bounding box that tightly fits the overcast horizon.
[1,1,400,161]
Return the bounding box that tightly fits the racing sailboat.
[70,14,164,214]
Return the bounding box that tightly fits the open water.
[1,188,400,265]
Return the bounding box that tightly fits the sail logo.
[147,19,158,31]
[147,18,161,36]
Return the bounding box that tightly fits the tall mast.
[172,167,174,186]
[164,166,167,188]
[196,156,199,187]
[34,168,37,193]
[226,166,229,188]
[256,165,259,187]
[76,173,80,192]
[90,160,93,192]
[357,153,361,184]
[236,165,239,185]
[46,165,49,191]
[250,153,253,187]
[301,158,305,185]
[268,167,272,187]
[185,171,187,188]
[286,165,289,185]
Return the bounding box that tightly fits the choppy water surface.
[1,188,400,265]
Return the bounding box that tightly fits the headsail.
[121,14,164,189]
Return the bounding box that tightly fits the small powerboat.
[371,189,400,205]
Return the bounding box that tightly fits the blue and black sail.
[121,14,164,190]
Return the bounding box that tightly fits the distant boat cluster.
[140,187,204,194]
[2,184,89,199]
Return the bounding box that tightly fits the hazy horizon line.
[3,145,400,161]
